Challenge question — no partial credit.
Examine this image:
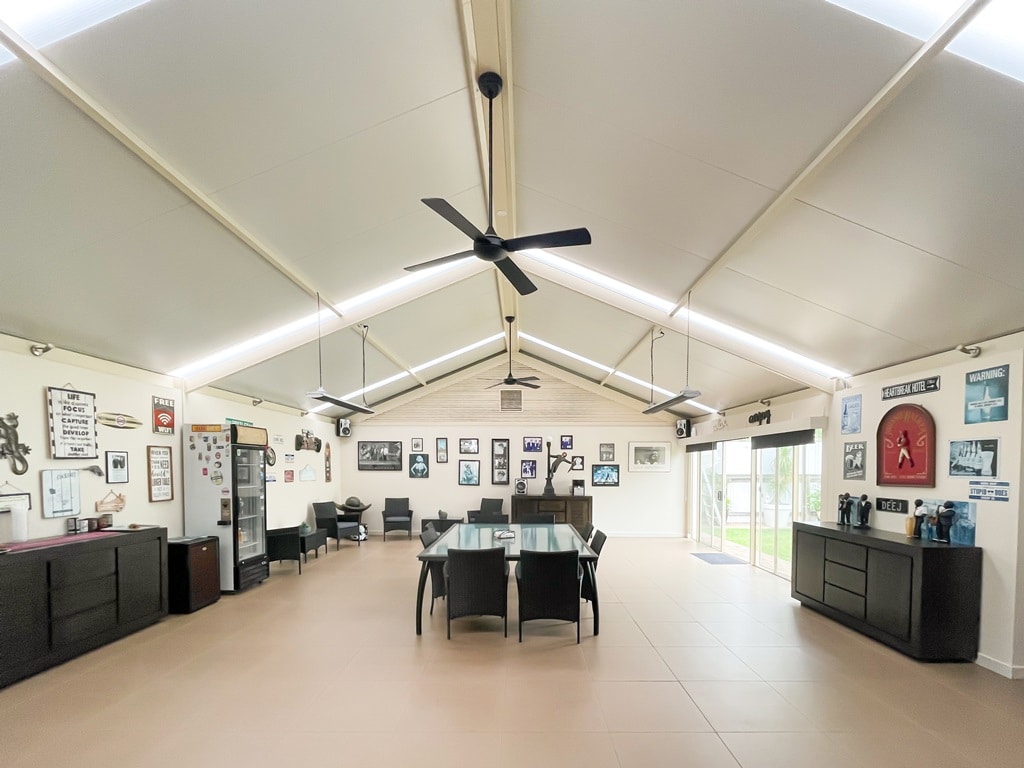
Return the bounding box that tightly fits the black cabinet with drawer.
[168,536,220,614]
[792,522,981,661]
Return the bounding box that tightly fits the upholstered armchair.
[382,497,413,540]
[312,501,360,549]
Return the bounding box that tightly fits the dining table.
[415,522,599,635]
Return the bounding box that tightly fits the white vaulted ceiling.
[1,0,1023,421]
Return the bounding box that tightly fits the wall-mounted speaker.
[336,418,352,438]
[514,478,528,495]
[675,418,691,439]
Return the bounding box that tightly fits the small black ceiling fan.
[488,315,540,389]
[404,71,592,296]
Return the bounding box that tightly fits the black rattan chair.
[520,513,555,524]
[267,526,303,574]
[577,521,595,541]
[444,547,509,639]
[468,512,509,524]
[516,549,582,643]
[383,497,413,540]
[419,528,445,615]
[581,529,606,603]
[312,501,359,549]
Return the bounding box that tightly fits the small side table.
[300,528,328,562]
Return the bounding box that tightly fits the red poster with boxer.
[876,403,935,487]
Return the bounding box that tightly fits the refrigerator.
[183,424,270,592]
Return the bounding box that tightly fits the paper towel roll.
[9,499,29,543]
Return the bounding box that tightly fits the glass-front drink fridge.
[183,424,269,592]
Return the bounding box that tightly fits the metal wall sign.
[968,480,1010,502]
[881,376,940,401]
[47,387,98,459]
[875,497,908,514]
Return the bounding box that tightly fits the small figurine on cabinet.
[855,494,872,527]
[934,500,956,543]
[838,492,853,525]
[912,498,927,538]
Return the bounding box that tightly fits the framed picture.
[409,452,429,478]
[599,443,615,461]
[521,459,537,479]
[459,459,480,486]
[492,438,510,485]
[436,437,448,463]
[948,439,998,478]
[47,386,98,459]
[877,403,935,487]
[357,440,402,471]
[628,442,671,472]
[459,438,479,454]
[561,435,573,450]
[411,437,424,453]
[106,450,129,484]
[147,445,173,502]
[592,464,619,487]
[523,436,543,452]
[570,455,584,471]
[0,490,32,512]
[41,469,81,517]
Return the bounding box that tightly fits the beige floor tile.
[657,646,759,682]
[720,732,864,768]
[497,732,621,768]
[701,621,794,648]
[682,681,817,732]
[499,678,607,731]
[594,680,712,731]
[623,600,696,623]
[583,646,675,681]
[611,732,741,768]
[729,646,841,681]
[638,620,724,647]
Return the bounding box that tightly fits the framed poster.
[570,456,584,471]
[41,469,80,517]
[592,464,619,487]
[523,436,542,452]
[409,452,429,478]
[357,441,402,471]
[520,459,537,479]
[152,396,175,434]
[964,365,1008,423]
[843,442,866,481]
[840,394,862,435]
[105,450,129,484]
[47,387,98,459]
[491,438,510,485]
[459,438,479,454]
[628,442,670,472]
[411,438,424,453]
[0,490,32,512]
[147,445,174,502]
[436,437,448,463]
[459,459,480,486]
[599,443,615,461]
[876,403,935,487]
[560,435,573,450]
[948,439,998,478]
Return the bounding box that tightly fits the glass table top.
[417,523,596,561]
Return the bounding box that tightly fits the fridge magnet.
[41,468,81,517]
[948,439,998,477]
[964,364,1008,423]
[0,412,30,475]
[47,387,98,459]
[105,450,129,483]
[97,412,143,429]
[876,403,935,487]
[146,445,174,502]
[409,453,429,478]
[152,396,175,434]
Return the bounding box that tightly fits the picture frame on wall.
[147,445,173,502]
[411,437,424,453]
[592,464,619,487]
[41,469,81,517]
[105,450,129,484]
[599,443,615,461]
[357,440,402,471]
[459,459,480,486]
[459,438,479,454]
[560,435,573,450]
[948,439,998,478]
[436,437,448,463]
[521,459,537,479]
[570,455,584,471]
[628,442,671,472]
[523,436,542,452]
[409,452,429,478]
[492,438,510,485]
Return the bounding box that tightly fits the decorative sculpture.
[0,412,30,475]
[912,498,926,538]
[542,440,571,498]
[934,500,956,543]
[856,494,872,527]
[837,492,853,525]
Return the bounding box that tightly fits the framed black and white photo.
[523,436,542,452]
[592,464,619,487]
[357,440,402,471]
[459,438,479,454]
[561,435,573,450]
[492,438,510,485]
[105,450,129,484]
[411,437,424,453]
[599,443,615,461]
[147,445,173,502]
[948,439,998,477]
[436,437,448,463]
[570,455,584,471]
[521,459,537,479]
[459,459,480,486]
[409,452,429,478]
[628,442,671,472]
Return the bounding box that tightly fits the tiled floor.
[2,535,1023,767]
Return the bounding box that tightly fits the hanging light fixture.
[643,292,701,414]
[306,292,374,414]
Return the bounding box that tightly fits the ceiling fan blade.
[517,380,541,389]
[494,257,538,295]
[307,389,375,415]
[515,376,539,382]
[504,227,592,252]
[404,250,475,272]
[421,198,485,241]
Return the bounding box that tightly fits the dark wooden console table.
[511,495,592,529]
[792,521,981,661]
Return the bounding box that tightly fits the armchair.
[516,549,582,642]
[383,497,413,541]
[312,501,359,549]
[467,498,506,523]
[267,526,303,574]
[444,547,509,638]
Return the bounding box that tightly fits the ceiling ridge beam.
[599,326,659,388]
[0,19,331,311]
[671,0,993,315]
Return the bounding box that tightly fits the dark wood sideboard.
[791,521,981,661]
[0,527,168,688]
[511,495,592,530]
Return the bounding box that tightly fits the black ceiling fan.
[404,71,592,296]
[488,315,540,389]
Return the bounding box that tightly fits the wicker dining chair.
[444,547,509,639]
[516,549,582,643]
[418,528,445,615]
[581,529,606,603]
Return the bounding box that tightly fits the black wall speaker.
[675,418,691,439]
[336,418,352,438]
[514,478,528,495]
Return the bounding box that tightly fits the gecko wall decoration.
[0,412,31,475]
